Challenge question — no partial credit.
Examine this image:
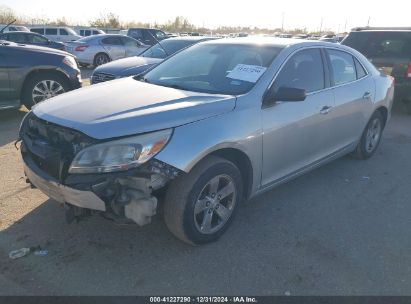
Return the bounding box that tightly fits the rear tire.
[93,53,110,67]
[22,72,70,110]
[351,111,384,159]
[164,156,243,245]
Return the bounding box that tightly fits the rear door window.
[121,37,140,47]
[327,49,357,85]
[29,34,48,44]
[45,28,58,35]
[128,29,143,40]
[9,33,27,43]
[102,36,123,45]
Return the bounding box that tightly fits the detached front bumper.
[23,153,106,211]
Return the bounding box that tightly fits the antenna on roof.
[0,19,16,34]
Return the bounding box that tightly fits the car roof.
[162,36,215,42]
[1,31,36,35]
[200,36,340,48]
[128,28,163,31]
[349,30,411,33]
[30,26,70,29]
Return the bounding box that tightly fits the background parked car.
[0,24,30,32]
[0,31,65,50]
[30,26,81,42]
[125,28,168,45]
[0,40,81,110]
[341,27,411,114]
[91,36,216,84]
[78,28,106,37]
[65,34,149,67]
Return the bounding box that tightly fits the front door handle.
[363,91,372,99]
[320,106,332,115]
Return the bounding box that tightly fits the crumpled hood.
[33,77,236,139]
[93,56,163,77]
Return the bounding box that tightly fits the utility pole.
[344,19,347,32]
[281,12,285,32]
[319,17,323,35]
[367,16,371,27]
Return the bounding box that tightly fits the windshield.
[141,39,196,59]
[143,43,282,95]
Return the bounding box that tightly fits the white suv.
[30,27,81,42]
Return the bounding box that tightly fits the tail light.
[74,45,89,52]
[405,63,411,78]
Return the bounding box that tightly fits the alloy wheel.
[32,80,65,104]
[193,174,237,235]
[365,118,382,153]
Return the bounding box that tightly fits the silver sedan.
[65,34,149,67]
[20,38,394,245]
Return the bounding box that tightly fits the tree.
[0,5,18,24]
[90,12,120,28]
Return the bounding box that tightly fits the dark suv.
[126,28,168,45]
[0,40,81,110]
[341,28,411,113]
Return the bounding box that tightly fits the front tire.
[22,73,70,110]
[164,156,243,245]
[352,111,384,159]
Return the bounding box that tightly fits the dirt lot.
[0,95,410,295]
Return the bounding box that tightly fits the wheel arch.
[202,148,254,200]
[20,68,71,101]
[375,106,388,128]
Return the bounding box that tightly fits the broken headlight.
[68,129,172,174]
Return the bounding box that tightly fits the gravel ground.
[0,95,410,295]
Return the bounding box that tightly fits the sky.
[2,0,411,32]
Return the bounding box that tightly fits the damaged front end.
[19,112,182,225]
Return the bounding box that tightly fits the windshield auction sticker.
[227,64,267,83]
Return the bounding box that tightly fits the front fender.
[155,106,263,194]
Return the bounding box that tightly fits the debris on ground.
[9,246,48,259]
[9,247,31,259]
[33,250,49,256]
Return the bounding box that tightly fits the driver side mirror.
[264,86,307,105]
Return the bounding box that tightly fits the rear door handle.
[320,106,332,115]
[363,91,372,99]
